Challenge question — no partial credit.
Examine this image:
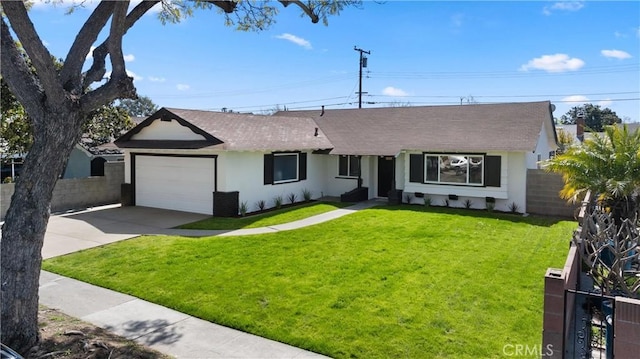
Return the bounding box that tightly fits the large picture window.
[264,152,306,185]
[338,155,360,177]
[424,154,484,186]
[410,153,500,187]
[273,153,299,183]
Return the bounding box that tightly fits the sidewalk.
[39,199,386,358]
[39,271,327,359]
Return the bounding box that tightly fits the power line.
[368,91,640,99]
[229,96,639,113]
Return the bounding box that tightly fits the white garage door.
[135,155,215,214]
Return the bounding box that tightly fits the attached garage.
[134,154,216,214]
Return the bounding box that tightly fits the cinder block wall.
[526,169,578,218]
[1,162,124,220]
[0,182,14,220]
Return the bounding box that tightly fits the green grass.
[43,205,575,358]
[177,201,351,230]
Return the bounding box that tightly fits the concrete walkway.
[38,199,386,359]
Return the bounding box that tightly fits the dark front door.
[377,156,395,197]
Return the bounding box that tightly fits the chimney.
[320,105,325,117]
[576,110,585,142]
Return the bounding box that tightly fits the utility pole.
[354,46,370,109]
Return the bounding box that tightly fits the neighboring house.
[62,116,147,179]
[62,142,125,179]
[557,122,640,144]
[115,101,558,216]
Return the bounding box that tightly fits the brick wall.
[526,169,578,218]
[542,192,640,356]
[542,244,581,357]
[614,297,640,357]
[1,162,124,220]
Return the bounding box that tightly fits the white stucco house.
[114,101,558,216]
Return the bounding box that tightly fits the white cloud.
[129,0,163,13]
[31,0,98,10]
[543,1,585,16]
[126,70,142,81]
[382,86,408,97]
[275,33,312,49]
[598,99,613,108]
[85,47,134,62]
[149,76,166,82]
[176,84,190,91]
[520,54,585,72]
[601,49,632,59]
[450,13,464,28]
[104,70,142,82]
[86,46,96,61]
[562,95,589,104]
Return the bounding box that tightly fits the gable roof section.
[116,108,333,151]
[276,101,556,156]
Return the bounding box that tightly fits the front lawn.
[44,206,575,358]
[177,201,351,230]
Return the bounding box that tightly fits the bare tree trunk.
[1,108,83,354]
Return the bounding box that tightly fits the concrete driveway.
[42,205,209,259]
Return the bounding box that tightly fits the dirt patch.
[24,306,172,359]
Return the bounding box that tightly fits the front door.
[377,156,395,197]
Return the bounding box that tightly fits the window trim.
[273,152,299,184]
[337,155,361,178]
[423,153,485,187]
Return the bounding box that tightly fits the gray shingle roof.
[118,102,555,156]
[118,108,333,151]
[276,101,555,156]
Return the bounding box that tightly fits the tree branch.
[108,1,129,80]
[0,17,45,122]
[80,75,135,114]
[83,0,159,88]
[2,1,65,104]
[60,1,115,93]
[278,0,319,23]
[207,0,237,13]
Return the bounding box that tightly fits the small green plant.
[287,192,297,204]
[486,201,495,212]
[239,201,248,216]
[302,188,312,202]
[273,195,283,209]
[404,193,413,204]
[508,202,519,213]
[463,199,473,209]
[256,200,266,211]
[423,196,431,207]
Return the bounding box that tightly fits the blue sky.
[26,1,640,122]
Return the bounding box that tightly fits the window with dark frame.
[338,155,360,177]
[424,154,484,186]
[273,153,299,183]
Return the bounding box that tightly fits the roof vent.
[314,127,319,137]
[320,105,325,117]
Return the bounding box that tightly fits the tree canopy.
[1,0,360,353]
[559,103,622,132]
[116,95,159,117]
[544,124,640,221]
[1,78,135,156]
